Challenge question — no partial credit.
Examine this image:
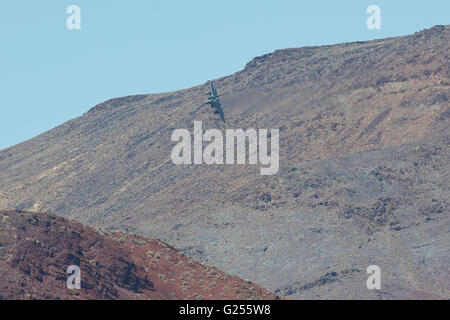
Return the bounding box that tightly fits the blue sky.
[0,0,448,150]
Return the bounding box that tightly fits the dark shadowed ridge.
[0,210,277,300]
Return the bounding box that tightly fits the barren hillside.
[0,26,449,299]
[0,210,276,300]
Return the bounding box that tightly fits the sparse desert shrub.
[131,239,147,245]
[158,273,167,280]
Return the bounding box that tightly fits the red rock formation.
[0,210,277,300]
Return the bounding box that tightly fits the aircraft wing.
[214,102,226,122]
[210,81,218,97]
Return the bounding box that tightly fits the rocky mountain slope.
[0,210,276,300]
[0,26,449,299]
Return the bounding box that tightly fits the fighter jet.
[203,81,225,122]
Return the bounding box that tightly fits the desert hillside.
[0,25,448,299]
[0,210,276,300]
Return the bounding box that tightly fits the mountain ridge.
[0,25,449,299]
[0,210,277,300]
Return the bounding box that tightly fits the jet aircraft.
[203,81,225,122]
